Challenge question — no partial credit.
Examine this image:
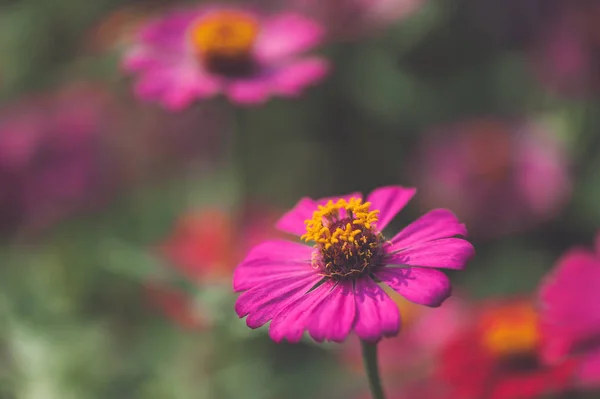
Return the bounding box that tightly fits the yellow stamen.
[301,197,380,246]
[190,10,259,58]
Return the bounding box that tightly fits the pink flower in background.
[0,83,118,234]
[538,232,600,388]
[233,186,474,343]
[123,5,328,109]
[531,2,600,96]
[414,118,571,237]
[285,0,426,40]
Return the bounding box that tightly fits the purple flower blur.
[123,5,329,110]
[414,118,571,237]
[531,2,600,96]
[0,83,117,234]
[233,186,474,343]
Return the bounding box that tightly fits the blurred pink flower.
[286,0,425,40]
[531,2,600,96]
[0,83,119,234]
[538,232,600,388]
[233,186,474,343]
[123,5,328,110]
[414,118,571,237]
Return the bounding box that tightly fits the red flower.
[148,206,280,328]
[436,299,579,399]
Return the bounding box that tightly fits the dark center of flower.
[189,10,259,77]
[302,198,385,280]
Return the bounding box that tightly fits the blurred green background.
[1,0,599,398]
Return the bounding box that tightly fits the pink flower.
[233,186,474,343]
[0,83,119,234]
[538,233,600,388]
[530,2,600,96]
[414,118,571,237]
[123,5,329,110]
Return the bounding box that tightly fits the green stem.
[230,105,248,201]
[361,340,386,399]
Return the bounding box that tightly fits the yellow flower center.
[189,10,259,76]
[480,303,540,357]
[302,198,383,279]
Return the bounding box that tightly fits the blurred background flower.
[0,82,120,236]
[413,118,572,238]
[1,0,600,398]
[538,232,600,389]
[123,4,328,109]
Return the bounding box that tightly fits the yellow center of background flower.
[302,198,379,249]
[480,302,540,357]
[190,11,259,59]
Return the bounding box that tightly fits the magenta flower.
[0,83,118,234]
[123,5,329,110]
[530,2,600,96]
[414,118,571,237]
[233,186,474,343]
[538,233,600,388]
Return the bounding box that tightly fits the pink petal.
[137,10,201,49]
[276,192,363,236]
[354,277,400,342]
[233,240,314,292]
[276,197,318,236]
[122,47,158,72]
[539,248,600,357]
[269,279,335,343]
[235,273,322,328]
[254,13,325,62]
[376,267,451,307]
[271,57,329,96]
[225,78,272,105]
[307,280,356,342]
[366,186,416,231]
[385,238,474,270]
[133,64,221,111]
[388,209,468,249]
